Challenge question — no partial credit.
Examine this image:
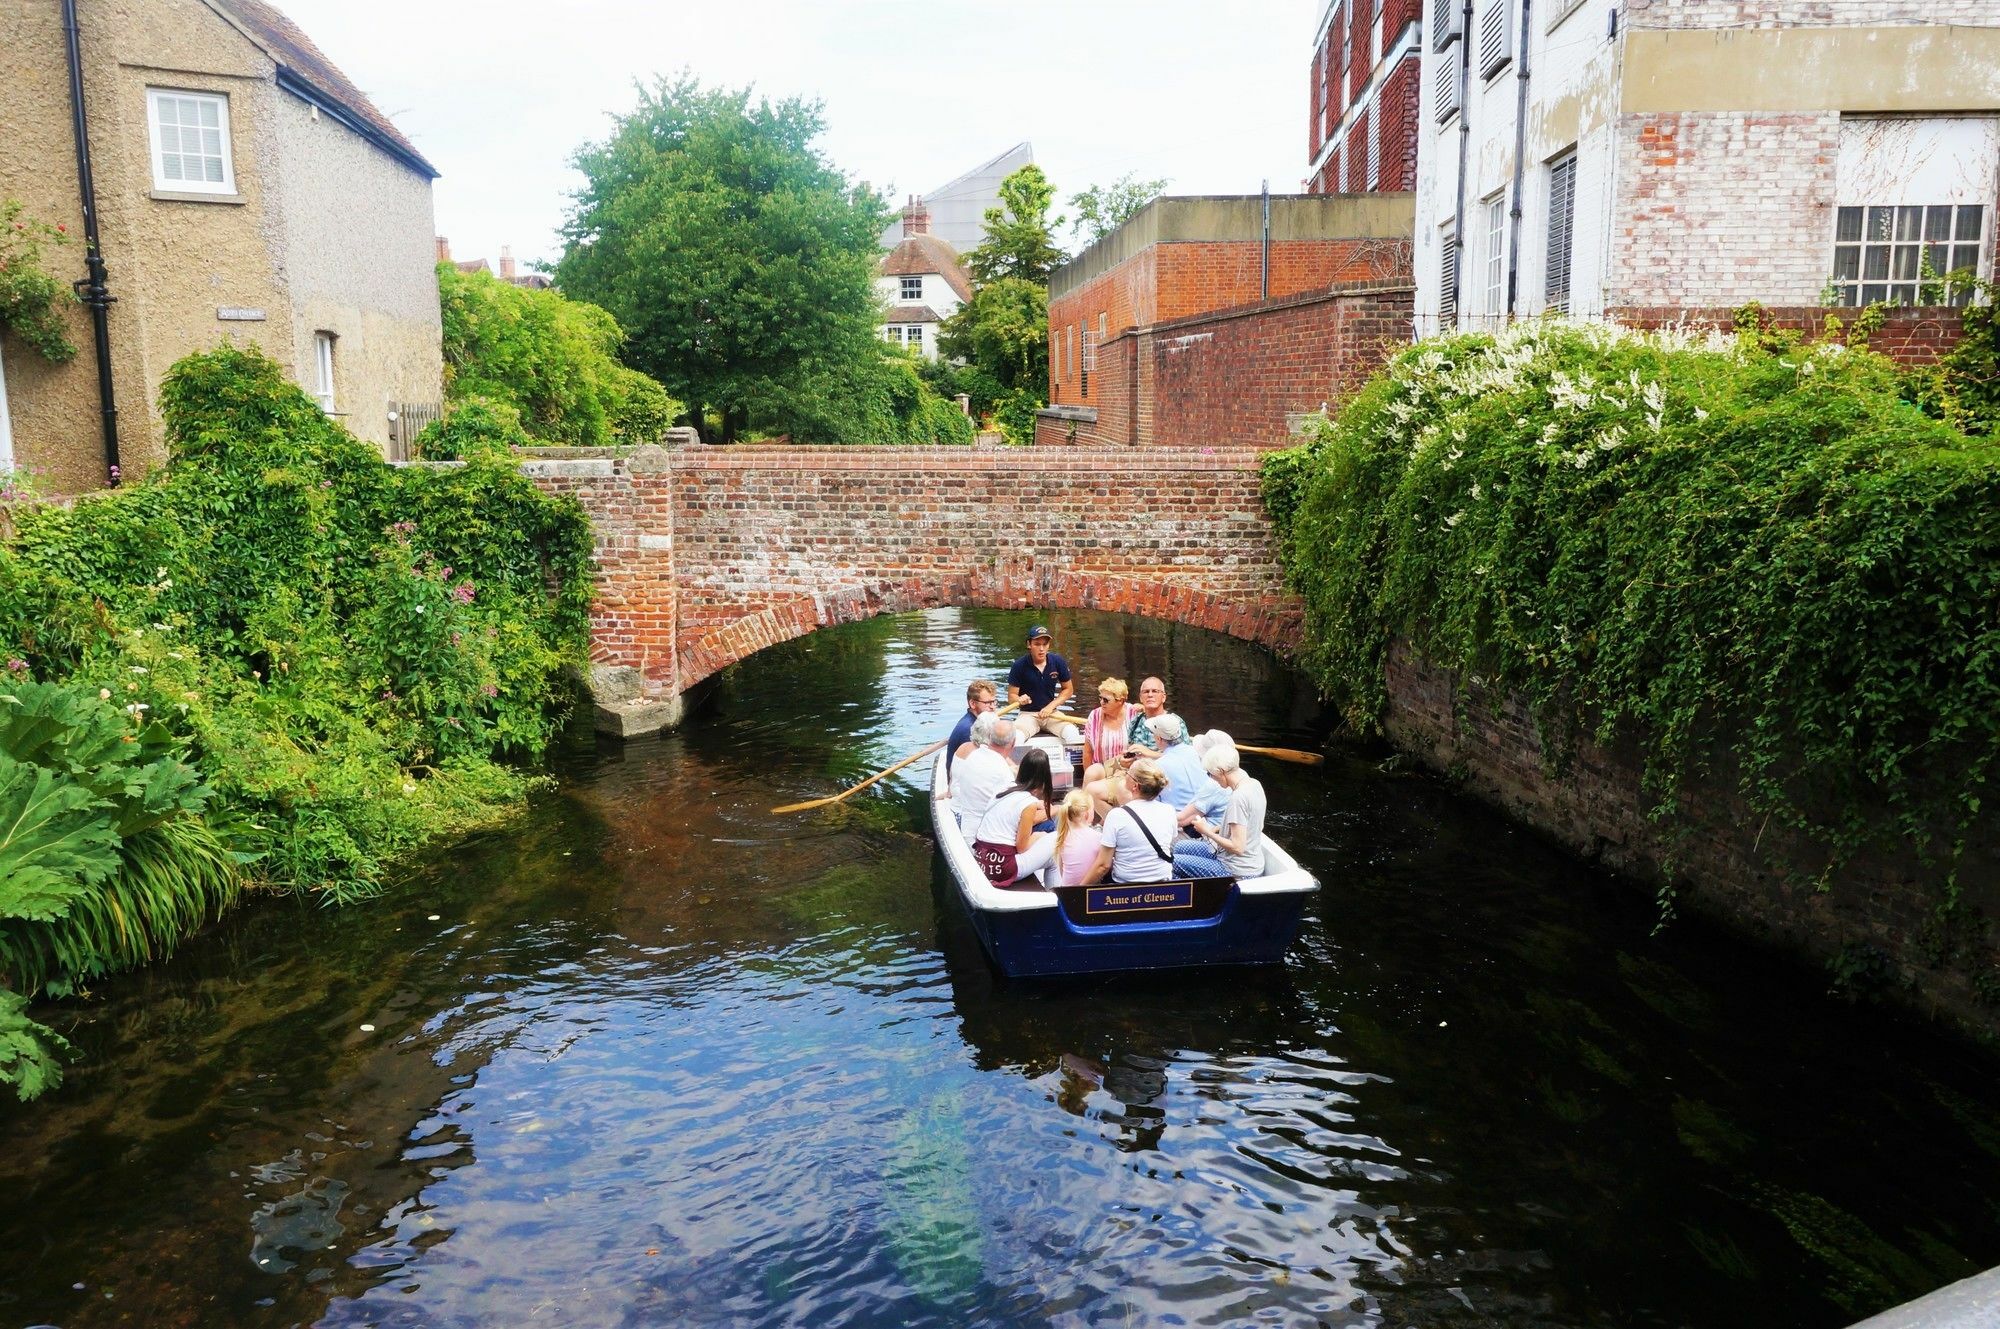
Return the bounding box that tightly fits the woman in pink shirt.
[1082,677,1132,779]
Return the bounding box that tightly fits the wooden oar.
[1234,743,1325,766]
[771,695,1061,815]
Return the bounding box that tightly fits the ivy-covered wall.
[1265,319,2000,1033]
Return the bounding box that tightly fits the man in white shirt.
[951,713,1017,840]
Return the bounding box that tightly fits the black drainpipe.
[1503,0,1535,317]
[1450,0,1474,329]
[62,0,121,486]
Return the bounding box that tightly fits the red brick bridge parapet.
[519,433,1304,735]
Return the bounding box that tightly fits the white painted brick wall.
[1611,112,1841,306]
[1625,1,2000,27]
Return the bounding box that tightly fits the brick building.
[1306,0,1423,194]
[1416,0,2000,337]
[1040,194,1414,448]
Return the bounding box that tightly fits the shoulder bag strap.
[1115,804,1173,864]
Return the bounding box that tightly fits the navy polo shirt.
[1007,651,1071,709]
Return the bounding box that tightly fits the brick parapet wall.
[1041,281,1415,449]
[525,445,1301,697]
[1612,304,1967,365]
[1049,238,1406,408]
[1383,642,2000,1035]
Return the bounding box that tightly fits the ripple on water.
[7,609,2000,1329]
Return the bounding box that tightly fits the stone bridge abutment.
[522,437,1303,734]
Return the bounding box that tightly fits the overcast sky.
[276,0,1322,269]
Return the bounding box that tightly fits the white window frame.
[904,325,925,349]
[0,340,13,471]
[1830,204,1987,308]
[146,87,236,195]
[899,275,923,303]
[1484,193,1507,315]
[314,331,336,412]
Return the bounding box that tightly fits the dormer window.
[899,276,923,302]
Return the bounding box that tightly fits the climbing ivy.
[1265,320,2000,916]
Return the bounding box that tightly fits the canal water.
[4,608,1999,1329]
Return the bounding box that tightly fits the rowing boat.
[928,748,1320,978]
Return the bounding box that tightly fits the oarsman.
[1007,625,1074,732]
[948,679,998,773]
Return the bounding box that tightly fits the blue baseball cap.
[1026,624,1052,642]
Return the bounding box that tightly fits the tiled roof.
[208,0,440,178]
[879,234,973,303]
[455,259,492,275]
[879,305,944,325]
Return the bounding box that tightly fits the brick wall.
[1377,54,1420,193]
[1624,0,1997,26]
[1040,280,1415,449]
[1612,304,1968,366]
[1349,0,1373,103]
[1048,238,1407,408]
[1615,112,1841,308]
[1383,642,2000,1037]
[526,444,1300,698]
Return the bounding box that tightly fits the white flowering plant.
[1265,316,2000,921]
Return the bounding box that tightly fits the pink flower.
[5,658,26,673]
[481,684,498,697]
[452,582,475,605]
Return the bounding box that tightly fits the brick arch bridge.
[523,437,1303,731]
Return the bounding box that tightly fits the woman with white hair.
[952,711,1017,839]
[1170,744,1266,879]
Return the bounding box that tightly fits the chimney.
[499,245,517,281]
[902,195,930,237]
[435,235,451,262]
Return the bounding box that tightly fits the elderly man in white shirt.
[950,712,1018,841]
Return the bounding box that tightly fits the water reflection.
[0,608,1997,1329]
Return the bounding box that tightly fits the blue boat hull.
[962,883,1313,978]
[930,751,1318,979]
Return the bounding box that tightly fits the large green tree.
[962,163,1066,285]
[554,75,890,441]
[939,165,1067,442]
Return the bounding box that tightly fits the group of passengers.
[940,625,1268,892]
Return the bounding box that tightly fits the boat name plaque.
[1085,883,1194,914]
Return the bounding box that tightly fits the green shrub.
[991,388,1041,446]
[1907,277,2000,436]
[750,344,973,444]
[438,261,682,445]
[0,345,594,1099]
[414,395,533,461]
[1267,320,2000,913]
